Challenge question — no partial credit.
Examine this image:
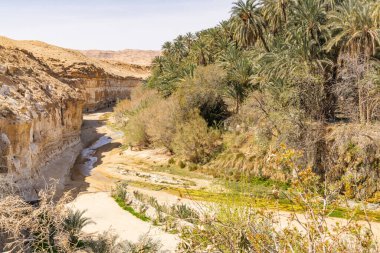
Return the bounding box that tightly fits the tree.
[161,41,173,56]
[262,0,290,34]
[151,56,165,73]
[326,0,379,59]
[224,49,256,113]
[326,0,380,123]
[231,0,270,52]
[192,38,211,66]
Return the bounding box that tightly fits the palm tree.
[219,20,234,41]
[64,210,93,245]
[262,0,290,34]
[225,54,256,113]
[184,32,196,50]
[161,41,173,56]
[326,0,379,59]
[152,56,165,73]
[231,0,270,52]
[192,38,211,66]
[289,0,327,57]
[172,39,188,61]
[325,0,380,123]
[372,1,380,28]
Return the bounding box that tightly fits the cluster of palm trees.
[149,0,380,122]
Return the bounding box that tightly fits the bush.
[124,114,150,148]
[172,110,222,164]
[122,234,162,253]
[170,204,199,224]
[114,86,157,127]
[178,160,186,168]
[111,182,128,200]
[177,65,230,126]
[178,169,378,253]
[144,96,180,150]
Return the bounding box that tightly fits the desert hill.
[81,49,161,67]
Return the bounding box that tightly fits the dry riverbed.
[66,109,214,252]
[65,109,380,251]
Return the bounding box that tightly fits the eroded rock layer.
[0,37,147,197]
[0,44,84,197]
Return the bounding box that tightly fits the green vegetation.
[113,196,150,222]
[111,183,150,222]
[115,0,380,202]
[111,1,380,251]
[126,178,380,222]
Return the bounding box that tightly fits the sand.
[69,192,178,252]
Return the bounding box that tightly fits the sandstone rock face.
[0,36,148,198]
[0,37,146,112]
[0,43,84,197]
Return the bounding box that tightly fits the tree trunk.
[358,83,365,124]
[236,96,240,114]
[259,33,270,52]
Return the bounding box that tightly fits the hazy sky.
[0,0,233,50]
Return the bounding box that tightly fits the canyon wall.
[0,44,84,198]
[60,70,142,112]
[0,37,150,198]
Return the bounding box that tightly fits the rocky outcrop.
[1,38,146,112]
[0,44,84,198]
[55,63,142,112]
[0,36,148,198]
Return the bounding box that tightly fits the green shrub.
[178,160,186,168]
[124,114,150,148]
[170,204,199,224]
[111,182,128,200]
[176,65,230,126]
[172,110,222,164]
[188,163,198,171]
[122,235,162,253]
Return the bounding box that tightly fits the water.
[80,136,112,176]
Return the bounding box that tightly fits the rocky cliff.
[1,38,147,112]
[0,37,149,198]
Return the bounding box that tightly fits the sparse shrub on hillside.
[172,110,222,164]
[86,231,162,253]
[178,160,186,168]
[86,232,122,253]
[326,124,380,200]
[0,187,99,252]
[170,204,199,224]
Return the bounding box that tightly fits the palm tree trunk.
[259,34,270,52]
[236,96,240,114]
[358,83,365,124]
